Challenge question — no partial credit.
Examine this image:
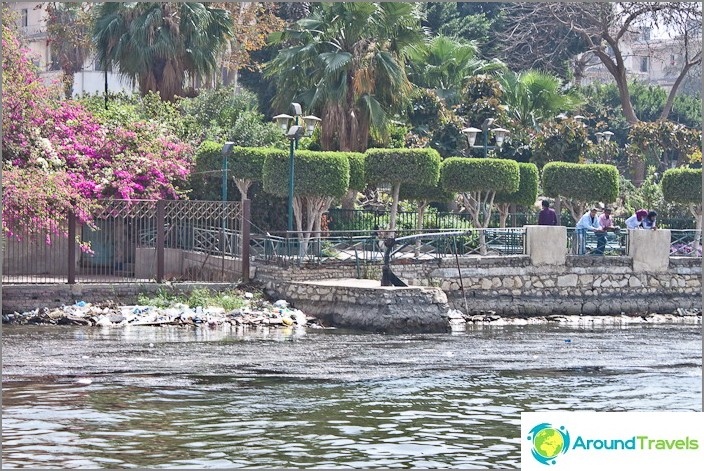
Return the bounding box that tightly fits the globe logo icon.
[527,423,570,465]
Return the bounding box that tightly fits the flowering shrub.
[2,14,192,245]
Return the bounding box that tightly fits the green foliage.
[531,118,589,167]
[179,86,282,146]
[399,182,455,203]
[456,75,505,128]
[440,158,520,193]
[365,148,441,186]
[498,69,582,127]
[347,153,367,192]
[494,163,539,206]
[627,120,701,170]
[661,167,702,204]
[136,288,253,310]
[542,162,619,203]
[263,150,350,198]
[93,2,232,101]
[80,91,198,142]
[229,146,269,182]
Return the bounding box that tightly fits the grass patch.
[136,288,258,310]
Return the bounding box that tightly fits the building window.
[21,9,28,27]
[640,57,649,73]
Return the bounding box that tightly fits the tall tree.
[213,2,284,87]
[498,70,582,128]
[93,2,232,101]
[406,35,505,105]
[264,2,425,152]
[44,3,94,99]
[500,2,702,124]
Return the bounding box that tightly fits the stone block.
[629,229,671,273]
[557,274,578,287]
[525,225,567,266]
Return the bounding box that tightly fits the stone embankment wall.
[267,279,450,333]
[255,257,700,316]
[255,228,701,317]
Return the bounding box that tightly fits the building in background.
[9,2,135,97]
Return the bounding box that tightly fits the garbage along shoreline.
[2,297,700,329]
[1,295,322,329]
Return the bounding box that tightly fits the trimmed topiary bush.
[440,157,520,194]
[365,148,441,231]
[662,167,702,231]
[227,146,273,201]
[494,162,539,227]
[263,150,350,246]
[346,152,367,192]
[440,157,520,253]
[542,162,619,222]
[263,150,349,199]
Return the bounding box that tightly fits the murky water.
[2,323,701,469]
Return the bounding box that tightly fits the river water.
[1,323,701,469]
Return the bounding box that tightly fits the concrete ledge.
[263,278,450,333]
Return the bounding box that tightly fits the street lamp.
[461,118,510,158]
[274,103,321,232]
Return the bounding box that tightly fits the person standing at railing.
[575,208,603,255]
[596,207,619,255]
[538,199,558,225]
[625,209,648,229]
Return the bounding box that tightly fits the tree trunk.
[415,202,426,258]
[659,62,695,122]
[389,182,401,236]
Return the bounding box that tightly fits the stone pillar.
[525,225,567,266]
[629,229,671,273]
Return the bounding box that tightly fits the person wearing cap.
[538,199,558,225]
[625,209,648,229]
[641,210,657,230]
[575,208,603,255]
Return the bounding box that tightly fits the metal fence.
[670,229,702,257]
[3,200,248,284]
[251,227,527,265]
[566,228,628,256]
[325,209,697,232]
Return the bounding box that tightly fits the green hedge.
[440,158,520,193]
[542,162,619,203]
[190,140,226,200]
[494,162,539,206]
[399,183,455,203]
[346,152,366,191]
[365,148,440,186]
[263,150,350,198]
[228,146,271,182]
[661,167,702,204]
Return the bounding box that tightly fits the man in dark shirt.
[538,199,558,225]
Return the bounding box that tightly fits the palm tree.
[498,70,583,128]
[93,2,232,101]
[406,35,505,106]
[264,2,425,152]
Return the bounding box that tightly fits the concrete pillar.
[629,229,671,273]
[525,225,567,266]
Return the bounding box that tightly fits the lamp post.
[273,103,321,232]
[461,118,510,158]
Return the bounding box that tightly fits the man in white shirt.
[575,208,603,255]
